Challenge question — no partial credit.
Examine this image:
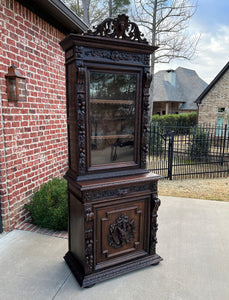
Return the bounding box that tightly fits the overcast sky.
[155,0,229,84]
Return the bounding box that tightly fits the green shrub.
[188,127,211,159]
[24,178,68,231]
[148,123,164,155]
[152,112,197,127]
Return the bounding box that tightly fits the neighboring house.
[195,61,229,132]
[153,67,207,115]
[0,0,88,232]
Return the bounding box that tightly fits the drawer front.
[95,196,150,268]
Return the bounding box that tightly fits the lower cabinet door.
[94,196,150,269]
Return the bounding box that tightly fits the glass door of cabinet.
[89,71,138,167]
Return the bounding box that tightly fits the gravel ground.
[158,177,229,201]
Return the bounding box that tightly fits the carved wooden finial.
[86,14,147,44]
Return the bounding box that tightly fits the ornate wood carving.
[75,46,84,58]
[62,15,162,288]
[151,181,158,192]
[84,206,94,273]
[151,181,158,197]
[98,202,144,263]
[85,207,94,222]
[77,66,86,91]
[141,70,152,167]
[83,184,150,202]
[84,48,145,64]
[64,251,162,288]
[143,54,150,65]
[76,65,87,174]
[108,214,135,249]
[87,14,147,44]
[150,197,161,255]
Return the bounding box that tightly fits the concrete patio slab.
[0,196,229,300]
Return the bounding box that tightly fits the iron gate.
[147,123,229,180]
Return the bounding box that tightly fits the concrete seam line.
[51,272,72,299]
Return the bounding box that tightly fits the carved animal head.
[114,14,129,38]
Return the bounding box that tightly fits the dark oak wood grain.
[60,14,162,288]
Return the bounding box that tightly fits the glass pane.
[216,116,224,136]
[90,72,137,166]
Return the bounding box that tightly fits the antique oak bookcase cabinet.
[60,15,162,288]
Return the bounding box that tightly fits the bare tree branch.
[132,0,199,118]
[63,0,130,27]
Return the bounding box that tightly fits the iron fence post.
[147,123,228,179]
[168,131,174,180]
[148,122,152,164]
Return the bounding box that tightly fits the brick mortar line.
[16,222,68,239]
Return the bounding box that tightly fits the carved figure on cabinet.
[108,214,135,249]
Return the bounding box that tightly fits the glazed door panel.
[89,71,137,166]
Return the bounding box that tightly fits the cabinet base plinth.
[64,251,163,288]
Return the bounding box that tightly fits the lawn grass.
[158,177,229,201]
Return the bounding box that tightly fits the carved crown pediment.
[86,14,148,44]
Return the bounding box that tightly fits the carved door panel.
[95,197,149,268]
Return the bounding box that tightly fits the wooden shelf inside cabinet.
[91,116,134,121]
[91,134,134,140]
[90,99,135,105]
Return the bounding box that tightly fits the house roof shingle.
[153,67,207,110]
[195,61,229,104]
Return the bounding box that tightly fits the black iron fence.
[147,123,229,180]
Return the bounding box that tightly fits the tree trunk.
[109,0,112,17]
[83,0,89,24]
[149,0,157,122]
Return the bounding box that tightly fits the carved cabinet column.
[60,14,162,288]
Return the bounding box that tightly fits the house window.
[217,107,225,113]
[216,115,224,136]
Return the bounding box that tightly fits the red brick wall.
[0,0,68,231]
[198,69,229,126]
